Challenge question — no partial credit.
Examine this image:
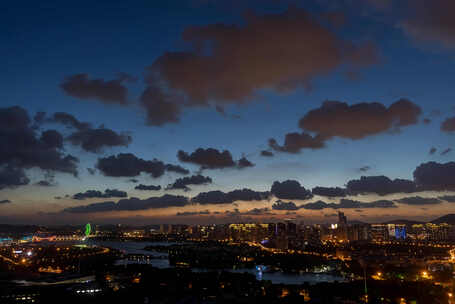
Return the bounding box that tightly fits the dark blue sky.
[1,0,455,224]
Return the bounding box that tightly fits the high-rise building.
[338,212,347,227]
[370,224,388,241]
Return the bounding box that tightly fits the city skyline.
[2,0,455,225]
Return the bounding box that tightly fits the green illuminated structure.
[85,223,91,237]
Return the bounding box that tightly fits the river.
[89,240,346,285]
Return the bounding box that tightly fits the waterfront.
[90,240,346,285]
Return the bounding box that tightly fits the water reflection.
[90,240,346,285]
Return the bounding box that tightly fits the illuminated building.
[370,224,388,241]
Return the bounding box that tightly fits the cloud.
[63,194,189,213]
[243,207,271,215]
[441,117,455,132]
[271,180,313,200]
[272,200,299,210]
[40,130,64,149]
[337,199,397,209]
[299,99,421,140]
[260,150,274,157]
[395,196,442,205]
[269,132,325,153]
[48,112,91,130]
[359,166,371,172]
[300,200,329,210]
[300,199,397,210]
[346,175,416,195]
[72,189,128,200]
[312,186,347,197]
[401,0,455,49]
[142,7,378,125]
[63,201,117,213]
[67,128,132,153]
[135,184,161,191]
[438,195,455,202]
[192,188,270,204]
[0,199,11,204]
[0,106,79,183]
[177,148,254,169]
[96,153,188,178]
[413,162,455,190]
[87,168,96,175]
[140,84,182,126]
[237,157,255,169]
[429,147,437,155]
[164,164,190,175]
[176,210,211,216]
[60,73,129,105]
[441,148,452,156]
[270,99,421,153]
[35,180,56,187]
[166,174,212,191]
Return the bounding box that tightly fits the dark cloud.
[312,186,347,197]
[60,73,129,105]
[72,189,128,200]
[142,7,378,125]
[441,148,452,156]
[346,175,416,195]
[395,196,442,205]
[272,200,299,211]
[237,157,255,169]
[260,150,274,157]
[441,117,455,132]
[63,194,189,213]
[401,0,455,49]
[67,128,132,153]
[165,164,190,175]
[49,112,91,130]
[359,166,371,172]
[429,147,437,155]
[438,195,455,202]
[299,99,422,140]
[87,168,96,175]
[166,174,212,191]
[176,210,211,216]
[301,199,397,210]
[96,153,188,178]
[177,148,254,169]
[63,201,117,213]
[0,199,11,204]
[140,84,182,126]
[135,184,161,191]
[243,207,271,215]
[269,132,325,153]
[40,130,64,149]
[271,180,313,200]
[270,99,421,154]
[192,188,270,205]
[337,199,397,209]
[413,162,455,191]
[0,106,79,178]
[35,180,56,187]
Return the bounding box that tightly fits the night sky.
[2,0,455,225]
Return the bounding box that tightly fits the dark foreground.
[0,264,449,304]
